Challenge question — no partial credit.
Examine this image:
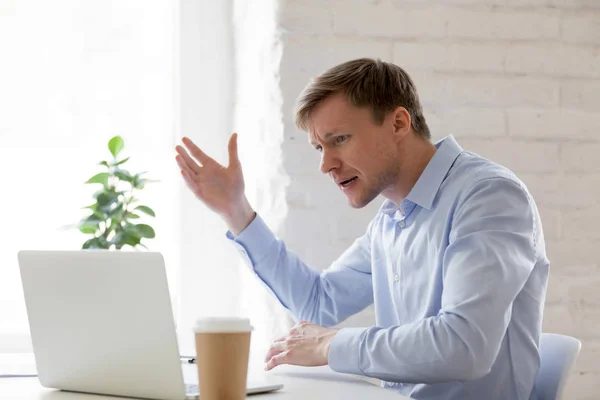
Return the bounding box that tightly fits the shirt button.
[394,274,399,282]
[399,220,406,228]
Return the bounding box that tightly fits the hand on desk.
[264,321,338,371]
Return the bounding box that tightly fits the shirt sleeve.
[227,215,375,327]
[328,177,540,383]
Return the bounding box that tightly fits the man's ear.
[392,107,411,140]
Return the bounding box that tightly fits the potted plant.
[78,136,157,250]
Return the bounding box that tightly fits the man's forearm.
[328,315,492,384]
[227,215,373,327]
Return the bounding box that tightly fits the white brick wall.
[507,109,600,139]
[562,13,600,45]
[562,143,600,172]
[506,43,600,78]
[562,79,600,111]
[409,72,560,108]
[446,8,561,40]
[276,0,600,397]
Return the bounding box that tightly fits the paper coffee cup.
[193,317,253,400]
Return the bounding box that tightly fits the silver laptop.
[18,250,283,400]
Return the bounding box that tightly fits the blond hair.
[295,58,431,140]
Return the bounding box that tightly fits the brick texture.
[562,12,600,45]
[562,79,600,112]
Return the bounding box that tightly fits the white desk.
[0,364,408,400]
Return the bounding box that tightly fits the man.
[175,58,549,400]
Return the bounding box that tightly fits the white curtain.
[233,0,295,355]
[174,0,291,356]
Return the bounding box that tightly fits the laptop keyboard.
[185,384,199,395]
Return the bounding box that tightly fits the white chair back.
[535,333,581,400]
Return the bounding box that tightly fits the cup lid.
[193,317,253,333]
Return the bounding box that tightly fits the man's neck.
[385,136,437,205]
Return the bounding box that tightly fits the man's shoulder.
[449,150,528,194]
[434,150,536,217]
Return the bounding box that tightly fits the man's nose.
[319,149,340,174]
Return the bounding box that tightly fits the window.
[0,0,177,352]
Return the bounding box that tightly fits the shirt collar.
[381,135,463,215]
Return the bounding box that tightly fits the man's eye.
[335,135,347,143]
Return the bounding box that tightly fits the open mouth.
[340,177,357,187]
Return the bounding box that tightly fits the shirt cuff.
[225,214,277,267]
[328,327,369,376]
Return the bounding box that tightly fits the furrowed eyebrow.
[309,131,338,147]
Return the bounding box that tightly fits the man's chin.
[346,193,376,209]
[347,200,366,209]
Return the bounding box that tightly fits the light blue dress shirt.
[227,135,549,400]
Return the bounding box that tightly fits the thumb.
[227,132,240,168]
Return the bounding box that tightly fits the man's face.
[307,93,401,208]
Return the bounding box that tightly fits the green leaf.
[124,232,142,247]
[134,205,155,217]
[105,219,118,234]
[82,237,108,249]
[99,161,109,167]
[133,224,155,239]
[133,176,145,189]
[79,225,97,234]
[111,229,141,247]
[108,136,125,158]
[93,210,106,219]
[96,192,122,214]
[109,230,123,244]
[80,214,103,225]
[116,157,130,166]
[97,191,120,207]
[78,213,102,235]
[85,172,109,187]
[114,169,134,183]
[134,177,159,190]
[106,205,125,220]
[82,238,94,249]
[92,189,105,199]
[125,212,140,219]
[81,204,105,219]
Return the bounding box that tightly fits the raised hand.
[175,133,255,235]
